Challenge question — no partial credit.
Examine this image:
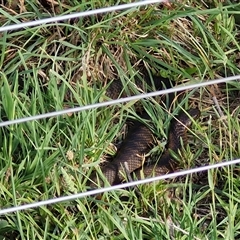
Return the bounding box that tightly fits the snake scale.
[89,75,200,187]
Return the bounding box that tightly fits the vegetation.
[0,0,240,239]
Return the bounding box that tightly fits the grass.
[0,0,240,239]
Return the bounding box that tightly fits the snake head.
[167,108,200,152]
[182,108,201,127]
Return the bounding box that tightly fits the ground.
[0,0,240,239]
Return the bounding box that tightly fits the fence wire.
[1,158,240,215]
[0,0,164,32]
[0,75,239,128]
[0,0,240,215]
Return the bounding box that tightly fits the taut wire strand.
[0,75,239,127]
[0,0,164,32]
[0,158,240,215]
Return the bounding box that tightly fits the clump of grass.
[0,0,240,239]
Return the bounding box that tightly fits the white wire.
[0,0,164,32]
[0,75,239,128]
[0,158,239,215]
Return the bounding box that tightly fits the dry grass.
[0,0,240,239]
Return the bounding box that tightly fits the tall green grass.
[0,0,240,239]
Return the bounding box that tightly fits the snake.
[88,75,200,187]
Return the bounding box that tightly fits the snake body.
[133,108,200,179]
[89,75,200,187]
[95,116,153,185]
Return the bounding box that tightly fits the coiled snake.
[89,75,200,187]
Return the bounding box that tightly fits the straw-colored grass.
[0,1,240,239]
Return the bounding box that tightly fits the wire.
[0,75,239,127]
[0,158,239,215]
[0,0,164,32]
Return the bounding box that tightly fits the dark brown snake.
[89,75,200,187]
